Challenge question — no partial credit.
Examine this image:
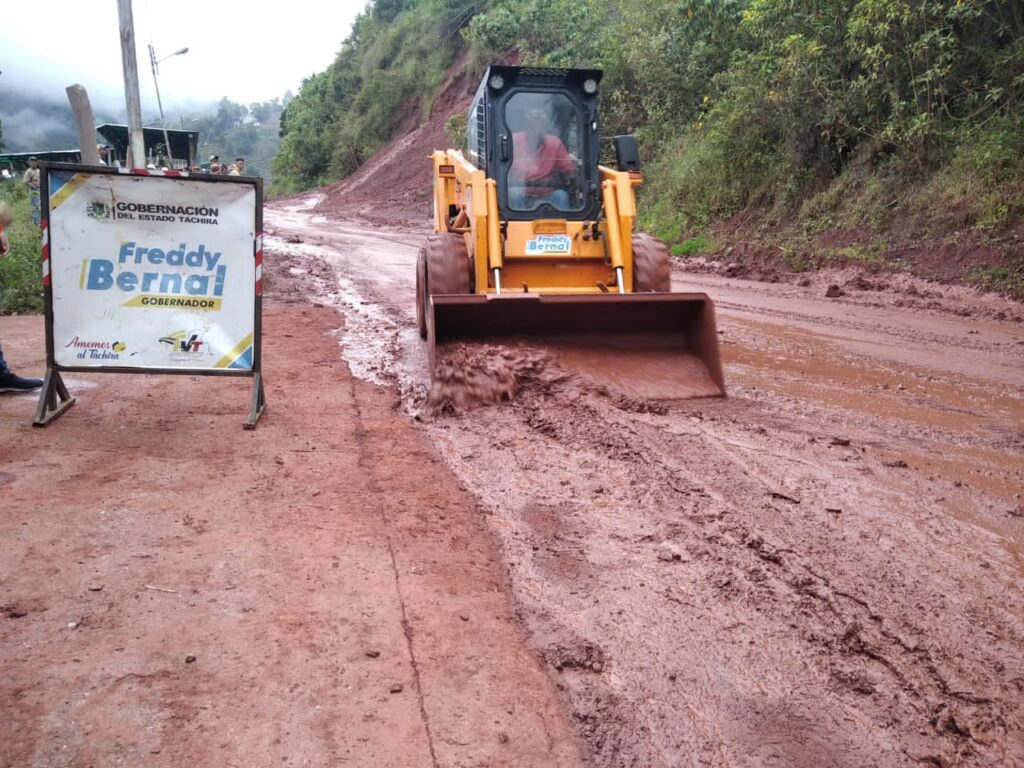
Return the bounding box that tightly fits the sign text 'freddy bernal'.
[82,241,229,310]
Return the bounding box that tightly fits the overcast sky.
[1,0,367,114]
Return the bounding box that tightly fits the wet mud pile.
[425,343,577,415]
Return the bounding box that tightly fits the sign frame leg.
[32,368,76,427]
[244,372,265,430]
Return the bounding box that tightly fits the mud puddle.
[328,273,401,386]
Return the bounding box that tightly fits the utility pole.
[148,44,173,166]
[148,45,188,168]
[117,0,146,169]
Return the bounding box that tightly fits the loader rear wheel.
[415,248,428,339]
[425,233,471,296]
[632,233,671,292]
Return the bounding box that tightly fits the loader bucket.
[429,293,725,399]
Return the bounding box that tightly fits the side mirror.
[614,135,640,171]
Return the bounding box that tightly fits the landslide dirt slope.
[315,56,477,229]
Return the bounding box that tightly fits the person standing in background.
[229,157,245,176]
[22,157,40,226]
[0,203,43,393]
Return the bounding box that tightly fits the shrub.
[952,116,1024,188]
[671,236,710,257]
[0,180,43,314]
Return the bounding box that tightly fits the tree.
[215,97,247,132]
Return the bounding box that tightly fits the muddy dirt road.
[2,192,1021,767]
[266,194,1024,766]
[0,275,585,763]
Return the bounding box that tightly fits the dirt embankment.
[314,53,477,230]
[688,213,1024,300]
[308,53,1022,300]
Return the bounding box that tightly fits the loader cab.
[468,65,603,222]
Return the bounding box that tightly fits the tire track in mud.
[426,377,1024,766]
[605,398,1022,760]
[714,298,1020,355]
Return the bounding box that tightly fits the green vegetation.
[185,97,287,180]
[0,180,43,314]
[273,0,1023,287]
[671,236,712,258]
[620,0,1023,241]
[272,1,481,194]
[833,238,890,267]
[968,265,1024,298]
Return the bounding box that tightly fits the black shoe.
[0,372,43,393]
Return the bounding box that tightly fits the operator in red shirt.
[509,108,575,211]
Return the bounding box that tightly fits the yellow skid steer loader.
[417,65,725,398]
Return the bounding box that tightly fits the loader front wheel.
[632,233,671,292]
[425,233,471,296]
[415,248,428,339]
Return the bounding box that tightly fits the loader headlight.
[583,78,598,95]
[489,74,505,90]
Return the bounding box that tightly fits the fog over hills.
[0,77,230,154]
[1,87,113,153]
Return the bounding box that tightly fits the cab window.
[504,93,583,213]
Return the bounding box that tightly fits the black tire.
[425,233,471,296]
[415,247,428,339]
[632,232,671,292]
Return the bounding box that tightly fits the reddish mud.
[427,344,574,415]
[263,194,1024,767]
[427,337,721,414]
[275,63,1022,763]
[0,259,586,766]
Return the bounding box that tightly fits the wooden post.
[117,0,146,169]
[66,85,100,166]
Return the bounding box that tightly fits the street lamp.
[147,45,188,167]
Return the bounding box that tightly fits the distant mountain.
[0,85,286,182]
[0,87,118,153]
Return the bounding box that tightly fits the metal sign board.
[35,164,265,427]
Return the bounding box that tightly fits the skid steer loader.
[417,65,725,398]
